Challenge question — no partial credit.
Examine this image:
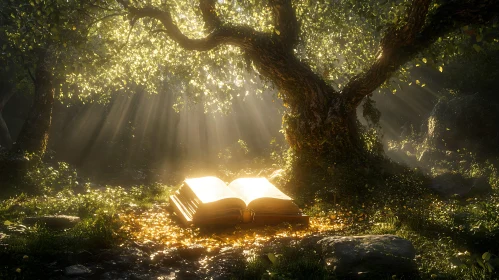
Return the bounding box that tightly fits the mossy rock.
[302,234,417,279]
[430,173,492,199]
[426,94,499,157]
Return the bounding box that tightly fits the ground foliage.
[1,1,499,279]
[1,149,499,279]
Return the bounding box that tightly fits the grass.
[1,144,499,279]
[0,162,174,279]
[240,247,334,280]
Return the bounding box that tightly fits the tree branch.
[342,0,499,109]
[269,0,299,50]
[120,3,260,51]
[199,0,221,32]
[417,0,499,46]
[342,0,431,108]
[88,13,126,29]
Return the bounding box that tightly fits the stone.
[23,215,81,230]
[307,235,416,278]
[149,250,183,266]
[71,250,94,263]
[400,142,415,154]
[201,248,245,280]
[176,244,207,260]
[418,149,444,163]
[469,177,493,197]
[65,264,92,277]
[425,94,499,157]
[430,173,491,198]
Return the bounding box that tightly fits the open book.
[169,176,309,226]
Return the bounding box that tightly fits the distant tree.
[0,86,14,149]
[0,0,108,156]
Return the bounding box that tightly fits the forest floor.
[1,157,499,279]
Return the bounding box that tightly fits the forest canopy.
[1,0,498,189]
[2,1,499,279]
[63,0,497,107]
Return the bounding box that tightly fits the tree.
[0,54,16,149]
[6,0,493,194]
[73,0,496,195]
[0,0,107,157]
[0,89,14,149]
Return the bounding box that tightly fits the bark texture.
[0,90,14,149]
[121,0,499,194]
[12,52,54,156]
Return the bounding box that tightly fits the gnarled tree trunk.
[248,45,370,197]
[122,0,499,198]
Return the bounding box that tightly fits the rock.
[445,150,457,158]
[201,248,245,280]
[400,142,415,154]
[150,250,184,266]
[65,264,91,277]
[417,149,430,162]
[430,173,491,198]
[176,244,207,260]
[425,95,499,157]
[71,250,93,263]
[470,177,492,196]
[306,235,416,278]
[418,149,444,163]
[23,215,81,230]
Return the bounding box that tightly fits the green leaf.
[477,258,486,269]
[473,44,482,52]
[482,252,491,261]
[267,253,277,264]
[3,220,12,226]
[486,262,494,272]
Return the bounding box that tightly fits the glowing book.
[169,176,309,226]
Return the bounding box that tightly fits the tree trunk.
[122,0,499,201]
[283,86,371,199]
[248,44,373,199]
[12,52,54,157]
[0,90,14,149]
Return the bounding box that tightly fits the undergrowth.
[0,160,172,279]
[240,247,334,280]
[1,136,499,279]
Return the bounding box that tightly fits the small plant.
[241,247,334,280]
[474,252,499,275]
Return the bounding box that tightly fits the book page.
[227,178,292,206]
[184,176,240,204]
